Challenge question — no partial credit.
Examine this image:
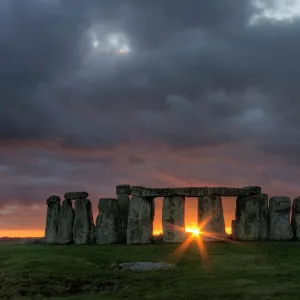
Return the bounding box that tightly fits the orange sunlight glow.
[0,229,44,238]
[185,227,201,235]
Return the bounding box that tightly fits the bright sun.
[185,227,201,236]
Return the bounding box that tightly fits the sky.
[1,0,300,237]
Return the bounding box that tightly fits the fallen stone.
[291,197,300,240]
[162,196,185,243]
[64,192,88,200]
[112,262,176,271]
[269,196,293,240]
[198,195,226,241]
[116,193,130,244]
[116,184,132,195]
[96,198,118,244]
[127,196,154,244]
[45,195,61,244]
[73,199,94,244]
[131,186,261,197]
[58,199,74,244]
[235,195,260,240]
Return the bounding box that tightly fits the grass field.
[1,240,300,300]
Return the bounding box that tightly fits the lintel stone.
[116,184,132,195]
[131,186,261,197]
[64,192,88,200]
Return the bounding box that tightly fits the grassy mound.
[1,241,300,299]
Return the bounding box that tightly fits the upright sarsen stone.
[45,195,61,244]
[96,198,118,244]
[291,197,300,239]
[127,196,154,244]
[258,194,268,240]
[198,195,225,241]
[73,199,94,244]
[162,196,185,243]
[269,196,292,240]
[116,184,131,244]
[58,199,74,244]
[235,195,260,240]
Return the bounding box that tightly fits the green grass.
[1,241,300,299]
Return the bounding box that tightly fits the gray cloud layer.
[1,0,300,230]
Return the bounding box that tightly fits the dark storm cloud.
[2,0,300,214]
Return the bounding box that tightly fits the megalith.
[162,195,185,243]
[231,220,237,240]
[269,196,293,240]
[116,184,131,244]
[258,194,268,240]
[127,196,155,244]
[58,199,74,244]
[198,195,225,241]
[235,195,260,240]
[64,192,88,200]
[45,195,61,244]
[291,197,300,239]
[73,198,95,244]
[96,198,118,244]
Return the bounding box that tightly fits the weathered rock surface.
[96,198,118,244]
[116,193,130,244]
[112,262,176,271]
[64,192,88,200]
[235,195,260,240]
[45,195,61,244]
[73,199,94,244]
[116,184,132,195]
[46,195,61,205]
[291,197,300,239]
[231,220,237,239]
[127,196,154,244]
[269,196,293,240]
[258,194,268,240]
[131,186,261,197]
[162,196,185,243]
[58,199,74,244]
[198,195,226,241]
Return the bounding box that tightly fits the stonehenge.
[96,198,118,244]
[45,184,300,244]
[162,196,185,243]
[127,196,155,244]
[291,197,300,239]
[45,195,61,244]
[269,196,293,240]
[198,195,226,241]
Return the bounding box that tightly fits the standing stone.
[96,198,118,244]
[73,198,94,244]
[291,197,300,239]
[162,196,185,243]
[58,199,74,244]
[198,195,225,241]
[269,196,293,240]
[116,184,131,244]
[45,195,61,244]
[258,194,268,240]
[235,195,260,240]
[231,220,237,240]
[127,196,154,244]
